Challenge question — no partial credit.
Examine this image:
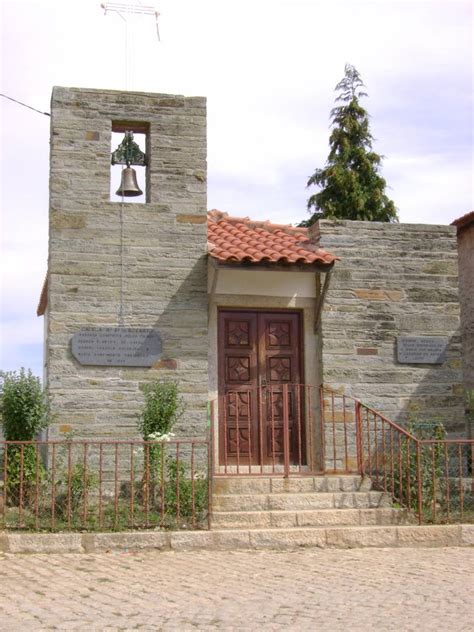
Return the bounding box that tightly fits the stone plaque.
[71,327,162,367]
[397,336,448,364]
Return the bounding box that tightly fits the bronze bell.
[116,166,143,197]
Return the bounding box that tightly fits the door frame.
[217,307,305,468]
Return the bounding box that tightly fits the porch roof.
[207,210,338,268]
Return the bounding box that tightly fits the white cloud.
[1,0,472,372]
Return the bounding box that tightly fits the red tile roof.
[451,210,474,231]
[207,210,338,267]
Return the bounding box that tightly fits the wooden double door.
[218,310,305,466]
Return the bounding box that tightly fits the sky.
[0,0,473,378]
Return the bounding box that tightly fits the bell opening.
[110,129,147,204]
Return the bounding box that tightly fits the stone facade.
[316,219,465,436]
[45,87,208,440]
[453,212,474,443]
[453,214,474,393]
[43,86,468,445]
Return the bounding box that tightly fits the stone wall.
[455,217,474,442]
[455,219,474,392]
[316,219,465,436]
[46,87,208,440]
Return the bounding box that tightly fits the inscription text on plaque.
[71,327,162,367]
[397,336,448,364]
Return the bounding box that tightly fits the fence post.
[208,401,214,530]
[283,384,290,478]
[416,441,423,525]
[355,400,364,476]
[209,399,215,478]
[319,386,326,474]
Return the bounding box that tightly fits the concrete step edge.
[213,491,386,499]
[211,507,412,529]
[213,476,368,494]
[213,491,392,511]
[1,524,472,554]
[211,508,403,517]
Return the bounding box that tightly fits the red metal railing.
[213,384,474,523]
[214,384,322,476]
[0,439,210,532]
[321,386,474,524]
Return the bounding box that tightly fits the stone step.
[213,475,369,495]
[211,507,413,529]
[2,524,472,554]
[213,491,392,512]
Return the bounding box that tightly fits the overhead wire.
[0,93,50,117]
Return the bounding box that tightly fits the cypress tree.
[302,64,398,225]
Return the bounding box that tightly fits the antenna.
[101,2,161,89]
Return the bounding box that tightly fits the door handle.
[260,377,268,387]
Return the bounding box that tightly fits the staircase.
[212,475,413,531]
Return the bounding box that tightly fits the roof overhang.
[207,209,339,269]
[208,256,335,274]
[451,210,474,233]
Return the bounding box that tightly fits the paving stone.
[249,528,327,550]
[326,526,398,548]
[7,533,83,554]
[213,477,271,495]
[212,510,273,529]
[396,525,462,547]
[92,531,170,552]
[460,524,474,546]
[325,476,360,492]
[212,530,252,550]
[0,533,9,552]
[170,530,215,551]
[296,509,360,527]
[213,493,270,511]
[0,546,462,631]
[358,508,413,526]
[270,477,317,493]
[268,492,335,510]
[270,511,298,528]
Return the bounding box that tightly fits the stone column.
[46,87,208,441]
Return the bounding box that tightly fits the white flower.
[148,431,175,442]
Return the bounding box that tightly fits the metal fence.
[213,384,321,476]
[322,387,474,524]
[0,439,210,532]
[2,390,472,531]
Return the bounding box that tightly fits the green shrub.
[137,379,185,440]
[137,379,185,494]
[55,463,99,519]
[388,408,446,519]
[164,456,208,525]
[0,368,49,441]
[0,369,49,507]
[3,444,45,507]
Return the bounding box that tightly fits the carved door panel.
[218,312,259,464]
[258,313,302,464]
[218,310,302,466]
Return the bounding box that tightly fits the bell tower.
[45,87,208,439]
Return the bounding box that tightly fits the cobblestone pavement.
[0,547,472,631]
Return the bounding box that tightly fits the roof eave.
[451,210,474,232]
[208,256,336,273]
